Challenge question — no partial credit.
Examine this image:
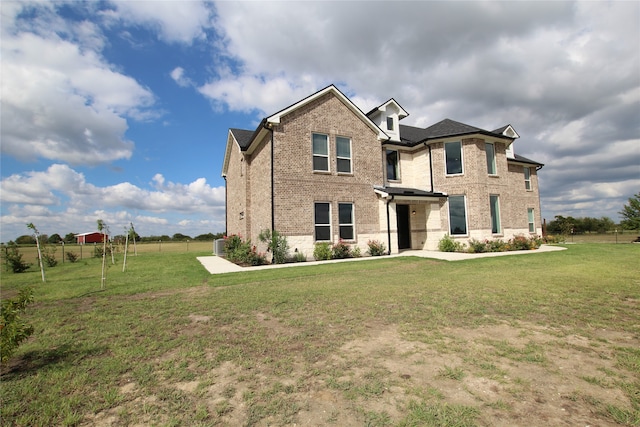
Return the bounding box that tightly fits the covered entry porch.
[374,186,448,254]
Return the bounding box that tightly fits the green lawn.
[1,244,639,426]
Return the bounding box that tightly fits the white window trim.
[528,208,535,233]
[445,141,464,176]
[486,142,497,176]
[314,202,332,242]
[338,202,355,241]
[336,136,352,174]
[524,167,532,191]
[490,194,502,235]
[312,133,330,173]
[448,194,469,236]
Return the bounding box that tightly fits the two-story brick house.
[222,85,543,257]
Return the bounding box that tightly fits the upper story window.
[485,142,497,175]
[524,167,532,190]
[386,149,400,181]
[386,117,394,131]
[445,141,463,175]
[312,133,329,172]
[336,136,352,174]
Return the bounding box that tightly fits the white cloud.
[108,0,212,44]
[0,165,225,241]
[1,4,156,165]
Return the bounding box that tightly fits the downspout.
[426,143,434,192]
[223,176,227,237]
[265,122,275,264]
[264,122,275,232]
[386,195,394,255]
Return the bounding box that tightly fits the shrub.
[351,246,362,258]
[66,251,79,263]
[223,234,267,266]
[487,239,507,252]
[438,235,465,252]
[289,250,307,263]
[1,287,35,363]
[367,240,387,256]
[41,246,58,267]
[467,238,488,253]
[3,243,30,273]
[258,229,289,264]
[509,235,533,251]
[313,242,332,260]
[332,240,352,259]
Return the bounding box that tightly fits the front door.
[396,204,411,250]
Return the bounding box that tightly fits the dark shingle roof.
[510,153,544,167]
[374,186,447,198]
[229,128,255,150]
[396,119,512,147]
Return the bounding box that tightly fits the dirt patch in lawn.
[87,319,638,426]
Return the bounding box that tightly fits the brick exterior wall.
[271,92,385,256]
[430,137,542,242]
[225,142,247,238]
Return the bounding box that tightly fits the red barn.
[75,232,108,244]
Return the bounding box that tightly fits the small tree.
[1,287,35,363]
[258,229,289,264]
[619,192,640,230]
[26,223,45,282]
[97,219,107,289]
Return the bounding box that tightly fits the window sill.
[445,174,464,178]
[337,172,354,177]
[313,170,331,175]
[488,174,500,178]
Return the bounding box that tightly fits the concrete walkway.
[197,244,566,275]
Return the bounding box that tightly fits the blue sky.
[1,1,639,242]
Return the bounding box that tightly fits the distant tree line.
[546,216,617,235]
[9,232,224,245]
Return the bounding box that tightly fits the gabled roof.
[229,128,255,150]
[366,98,409,119]
[222,85,389,177]
[266,85,388,140]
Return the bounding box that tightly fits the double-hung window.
[528,208,535,233]
[485,142,496,175]
[448,195,467,235]
[338,203,354,240]
[312,133,329,172]
[524,167,531,190]
[386,149,399,181]
[490,195,501,234]
[336,136,352,173]
[445,141,463,175]
[314,202,331,241]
